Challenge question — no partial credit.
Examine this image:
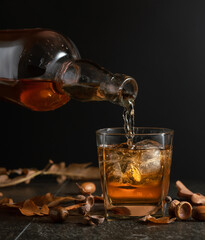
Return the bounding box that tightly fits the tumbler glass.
[96,127,174,220]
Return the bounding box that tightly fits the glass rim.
[96,127,174,136]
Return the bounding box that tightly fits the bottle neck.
[57,59,138,107]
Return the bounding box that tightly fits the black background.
[0,0,205,181]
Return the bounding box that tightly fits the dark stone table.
[0,178,205,240]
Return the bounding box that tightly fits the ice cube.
[122,161,141,184]
[135,139,162,149]
[106,161,122,182]
[135,139,162,175]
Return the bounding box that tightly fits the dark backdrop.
[0,0,204,181]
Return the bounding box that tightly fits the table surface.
[0,178,205,240]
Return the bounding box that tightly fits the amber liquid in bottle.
[0,29,77,111]
[0,79,70,111]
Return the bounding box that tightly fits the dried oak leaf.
[140,215,176,224]
[19,193,75,209]
[19,199,43,216]
[30,193,55,207]
[40,204,50,215]
[19,199,50,216]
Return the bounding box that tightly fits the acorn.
[169,200,192,220]
[49,206,68,222]
[175,201,192,220]
[192,206,205,221]
[81,182,96,194]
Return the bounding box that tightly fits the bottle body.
[0,29,138,111]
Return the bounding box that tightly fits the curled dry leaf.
[140,215,176,224]
[176,180,194,200]
[191,193,205,205]
[176,180,205,206]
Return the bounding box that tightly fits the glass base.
[106,204,164,221]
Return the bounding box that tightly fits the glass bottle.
[0,29,138,111]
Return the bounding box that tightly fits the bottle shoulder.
[0,28,81,80]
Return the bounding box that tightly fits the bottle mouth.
[117,76,138,106]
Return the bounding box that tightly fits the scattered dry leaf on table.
[19,199,50,216]
[140,215,176,224]
[40,204,50,215]
[191,193,205,205]
[0,192,80,216]
[29,193,55,206]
